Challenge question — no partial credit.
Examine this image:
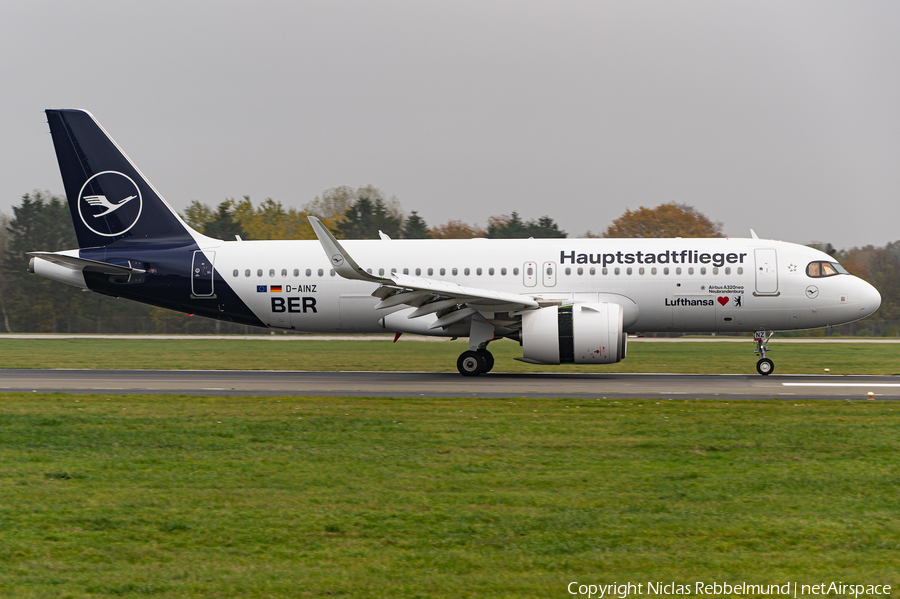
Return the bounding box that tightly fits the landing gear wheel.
[457,351,485,376]
[756,358,774,376]
[477,349,494,373]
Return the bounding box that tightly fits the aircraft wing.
[308,217,539,327]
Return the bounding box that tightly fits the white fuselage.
[198,236,880,335]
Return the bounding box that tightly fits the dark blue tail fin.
[46,109,195,248]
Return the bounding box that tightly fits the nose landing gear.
[754,330,774,375]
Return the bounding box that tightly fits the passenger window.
[589,267,595,275]
[700,267,706,275]
[294,269,299,277]
[245,269,251,277]
[602,268,608,275]
[638,267,645,275]
[712,267,718,275]
[565,267,571,275]
[501,267,507,275]
[577,267,583,275]
[269,269,275,277]
[452,268,458,276]
[476,268,482,275]
[651,267,657,275]
[614,267,620,275]
[526,266,534,276]
[281,269,287,277]
[688,268,694,275]
[626,267,633,275]
[415,268,421,276]
[379,268,385,276]
[664,267,669,275]
[330,270,335,276]
[428,268,433,276]
[306,269,312,276]
[513,267,519,275]
[725,267,731,275]
[489,268,494,275]
[403,268,409,275]
[233,269,238,277]
[318,269,324,277]
[737,267,743,275]
[464,268,470,276]
[257,269,263,277]
[676,268,682,275]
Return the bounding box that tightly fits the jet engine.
[521,303,626,365]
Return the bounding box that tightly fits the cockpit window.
[806,261,845,278]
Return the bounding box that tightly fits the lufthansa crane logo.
[331,254,345,267]
[77,171,143,237]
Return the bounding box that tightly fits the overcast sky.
[2,1,898,248]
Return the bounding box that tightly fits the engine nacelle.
[521,303,626,365]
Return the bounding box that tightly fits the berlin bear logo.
[77,171,143,237]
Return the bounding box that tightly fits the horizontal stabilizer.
[28,252,145,275]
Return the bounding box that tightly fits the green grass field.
[0,337,898,374]
[1,393,898,598]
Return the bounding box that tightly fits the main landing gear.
[754,330,775,375]
[457,348,494,376]
[457,314,496,376]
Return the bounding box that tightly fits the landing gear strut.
[457,349,494,376]
[456,314,496,376]
[754,330,774,375]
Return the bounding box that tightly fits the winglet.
[307,216,384,284]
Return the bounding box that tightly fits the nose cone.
[858,278,882,318]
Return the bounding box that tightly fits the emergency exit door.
[542,261,557,287]
[523,262,537,287]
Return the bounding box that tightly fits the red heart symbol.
[717,296,729,306]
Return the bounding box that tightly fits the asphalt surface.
[2,369,898,400]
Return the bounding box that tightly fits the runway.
[2,369,898,400]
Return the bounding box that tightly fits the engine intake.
[521,303,626,365]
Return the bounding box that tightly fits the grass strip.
[0,393,898,597]
[0,338,898,374]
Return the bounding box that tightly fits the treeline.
[0,190,897,335]
[181,185,567,241]
[812,241,900,337]
[0,192,248,335]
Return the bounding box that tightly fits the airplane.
[29,109,882,376]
